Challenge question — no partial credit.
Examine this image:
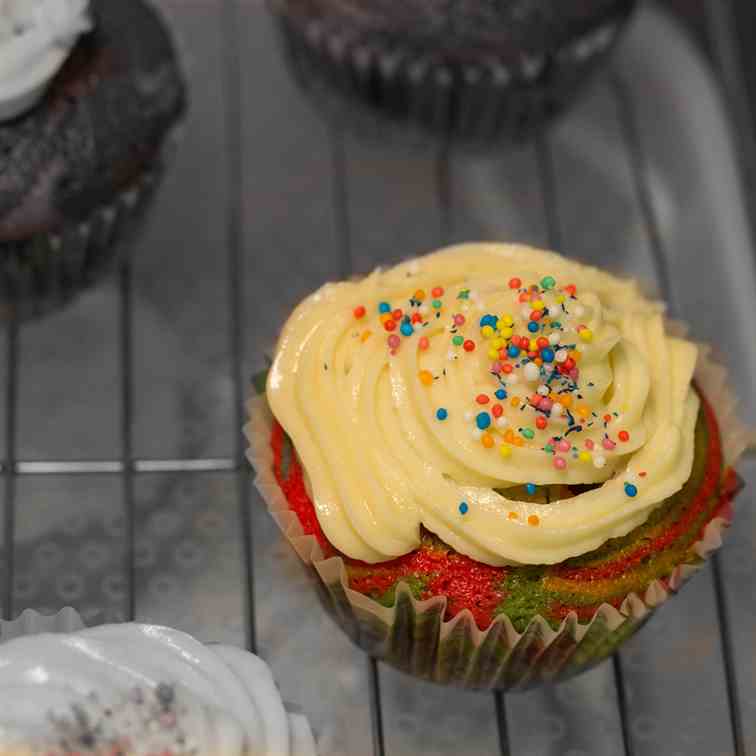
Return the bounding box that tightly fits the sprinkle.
[459,501,469,515]
[496,417,509,428]
[578,451,592,463]
[518,292,530,303]
[537,384,550,396]
[488,348,499,360]
[528,514,540,527]
[639,471,647,477]
[361,330,372,342]
[458,289,470,300]
[577,405,590,419]
[502,364,514,375]
[584,438,595,450]
[579,328,593,343]
[507,345,520,358]
[411,312,423,324]
[400,322,414,336]
[551,402,564,417]
[525,483,537,495]
[432,286,444,297]
[532,300,545,311]
[392,308,403,321]
[602,437,616,451]
[432,299,443,309]
[378,302,391,314]
[548,332,561,345]
[495,389,507,400]
[499,327,513,339]
[492,404,503,418]
[521,428,535,440]
[524,363,540,382]
[476,412,491,430]
[618,430,630,442]
[384,320,397,332]
[555,349,568,363]
[476,394,490,405]
[501,314,514,327]
[481,325,495,339]
[353,305,366,319]
[593,455,606,469]
[541,275,556,290]
[536,416,548,430]
[527,321,539,333]
[380,313,392,324]
[452,335,464,346]
[603,414,612,423]
[419,336,430,350]
[419,370,434,386]
[414,289,426,301]
[564,284,577,296]
[624,482,638,497]
[553,456,567,470]
[463,340,476,352]
[508,511,519,520]
[508,277,522,289]
[454,314,466,326]
[530,309,543,322]
[510,396,520,407]
[507,374,519,385]
[387,334,401,349]
[540,347,555,363]
[436,408,448,421]
[499,444,512,459]
[482,433,494,448]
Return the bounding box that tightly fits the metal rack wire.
[1,2,752,754]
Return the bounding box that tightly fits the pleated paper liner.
[270,1,635,148]
[245,350,749,690]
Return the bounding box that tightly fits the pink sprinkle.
[491,361,502,374]
[539,397,553,412]
[569,368,580,380]
[553,456,567,470]
[602,437,616,451]
[453,314,465,326]
[585,439,595,450]
[418,336,430,351]
[556,439,571,453]
[388,335,401,349]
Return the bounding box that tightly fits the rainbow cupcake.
[248,243,748,688]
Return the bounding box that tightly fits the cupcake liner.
[270,3,634,147]
[0,606,88,641]
[245,348,747,690]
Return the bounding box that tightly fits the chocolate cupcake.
[0,0,186,320]
[270,0,637,145]
[248,243,750,689]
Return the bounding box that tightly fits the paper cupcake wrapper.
[0,607,89,641]
[270,3,635,146]
[245,351,747,690]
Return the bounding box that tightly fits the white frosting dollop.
[0,623,317,756]
[0,0,91,121]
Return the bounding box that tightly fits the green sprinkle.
[457,289,470,300]
[521,428,535,440]
[541,275,556,290]
[432,299,443,309]
[544,443,554,454]
[452,335,464,346]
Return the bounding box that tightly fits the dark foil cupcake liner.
[0,162,163,322]
[270,2,636,147]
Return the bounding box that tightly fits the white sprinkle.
[447,351,456,361]
[464,411,474,421]
[507,374,519,385]
[537,384,550,396]
[523,363,540,382]
[552,402,564,416]
[521,306,531,321]
[593,455,606,469]
[555,349,568,363]
[543,363,555,374]
[472,428,483,440]
[549,332,561,345]
[496,417,509,429]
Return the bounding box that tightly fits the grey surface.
[0,2,754,756]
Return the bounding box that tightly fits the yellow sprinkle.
[418,370,434,386]
[508,511,519,520]
[499,327,513,339]
[499,444,512,459]
[361,330,372,342]
[560,395,572,409]
[488,348,499,360]
[528,514,540,526]
[501,314,514,327]
[529,339,538,352]
[555,295,565,304]
[482,433,494,449]
[579,328,594,343]
[579,451,592,463]
[491,338,504,349]
[577,404,590,419]
[532,300,545,310]
[481,325,495,339]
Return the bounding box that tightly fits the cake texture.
[0,609,317,756]
[270,0,637,145]
[248,243,748,689]
[0,0,186,319]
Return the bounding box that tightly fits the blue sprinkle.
[527,321,539,333]
[459,501,469,515]
[525,483,537,496]
[479,314,498,328]
[507,345,520,358]
[541,347,555,363]
[400,322,414,336]
[495,389,507,400]
[624,482,638,498]
[436,408,448,421]
[476,412,491,430]
[378,302,391,313]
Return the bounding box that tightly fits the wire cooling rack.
[1,2,754,755]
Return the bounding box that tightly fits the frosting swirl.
[0,623,316,756]
[268,243,700,566]
[0,0,91,121]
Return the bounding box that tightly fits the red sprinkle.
[536,416,548,430]
[618,430,630,442]
[353,305,366,319]
[603,414,612,423]
[508,277,521,289]
[518,292,530,303]
[463,340,475,352]
[418,336,430,351]
[530,310,543,321]
[392,308,403,321]
[431,286,444,297]
[537,337,549,350]
[384,320,397,332]
[411,312,423,324]
[502,364,513,374]
[564,284,577,296]
[476,394,489,405]
[492,404,503,418]
[563,358,575,371]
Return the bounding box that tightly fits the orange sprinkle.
[414,289,426,301]
[508,511,519,521]
[504,429,515,443]
[379,313,392,324]
[528,514,540,527]
[570,350,581,363]
[482,433,494,448]
[509,396,520,407]
[361,330,372,342]
[513,437,525,447]
[577,404,590,419]
[418,370,434,386]
[560,395,572,409]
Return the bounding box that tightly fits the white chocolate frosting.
[0,623,316,756]
[0,0,91,122]
[267,243,700,566]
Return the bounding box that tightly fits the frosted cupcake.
[0,0,186,319]
[249,243,748,688]
[0,610,316,755]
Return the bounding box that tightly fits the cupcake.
[0,609,317,755]
[270,0,637,145]
[248,243,748,689]
[0,0,186,320]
